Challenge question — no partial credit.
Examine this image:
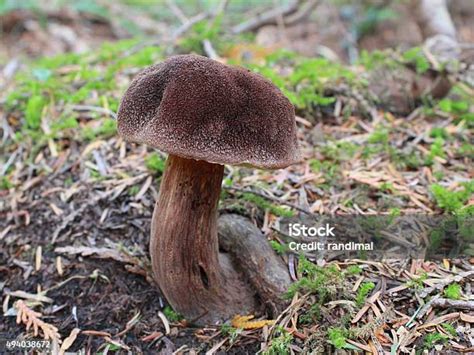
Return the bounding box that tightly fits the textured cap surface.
[117,54,299,168]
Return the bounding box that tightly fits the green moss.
[270,240,287,255]
[321,141,358,162]
[428,137,446,161]
[25,95,47,129]
[241,192,294,217]
[430,181,473,213]
[327,327,348,349]
[82,118,117,141]
[51,116,79,133]
[285,256,344,315]
[368,127,389,144]
[250,55,356,111]
[162,306,182,322]
[441,323,457,337]
[345,265,362,276]
[128,185,140,196]
[145,153,166,174]
[379,182,395,193]
[0,176,14,190]
[424,332,448,349]
[406,272,427,289]
[355,282,375,307]
[458,143,474,159]
[402,47,430,74]
[430,127,449,139]
[264,329,293,355]
[444,283,462,300]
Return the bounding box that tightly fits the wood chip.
[60,328,80,355]
[158,311,171,335]
[35,246,42,272]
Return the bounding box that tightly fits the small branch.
[431,298,474,311]
[414,0,456,40]
[201,0,228,60]
[202,39,219,60]
[232,0,300,34]
[165,0,189,24]
[283,0,319,26]
[172,12,209,39]
[69,105,117,120]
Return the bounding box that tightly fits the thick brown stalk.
[150,155,257,325]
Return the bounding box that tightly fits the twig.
[70,105,117,120]
[202,39,219,60]
[201,0,228,60]
[431,298,474,311]
[172,12,209,39]
[165,0,189,24]
[232,0,300,34]
[283,0,318,26]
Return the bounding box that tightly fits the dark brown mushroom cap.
[117,54,300,169]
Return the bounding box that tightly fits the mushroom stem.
[151,155,257,324]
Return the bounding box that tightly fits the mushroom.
[117,54,299,325]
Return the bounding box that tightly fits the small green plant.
[379,182,394,193]
[64,177,74,187]
[250,55,355,112]
[82,118,117,141]
[438,98,469,114]
[437,97,474,128]
[429,228,444,250]
[327,327,348,349]
[128,185,140,196]
[51,116,79,133]
[368,127,389,145]
[180,16,224,55]
[25,95,46,129]
[444,283,462,300]
[220,323,233,336]
[345,265,362,276]
[270,240,287,255]
[299,303,321,324]
[403,47,430,74]
[427,137,446,162]
[162,306,182,322]
[241,192,293,217]
[355,282,375,307]
[264,328,293,355]
[430,127,449,139]
[458,143,474,159]
[0,177,14,190]
[424,332,448,349]
[309,159,341,189]
[220,324,241,344]
[406,272,427,289]
[145,153,166,174]
[285,257,346,321]
[441,323,457,337]
[321,141,358,162]
[430,181,473,214]
[433,171,445,181]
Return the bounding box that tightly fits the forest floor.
[1,2,473,354]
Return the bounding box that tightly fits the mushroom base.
[151,155,258,325]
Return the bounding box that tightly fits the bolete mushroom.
[117,54,299,325]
